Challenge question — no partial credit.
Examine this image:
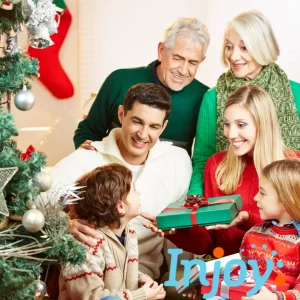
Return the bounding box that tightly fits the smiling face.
[117,101,167,165]
[254,176,292,224]
[224,28,263,81]
[224,104,257,156]
[156,35,205,91]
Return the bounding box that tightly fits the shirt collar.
[262,219,300,236]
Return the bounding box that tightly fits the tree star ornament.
[0,167,18,217]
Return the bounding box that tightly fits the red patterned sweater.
[59,226,150,300]
[240,222,300,300]
[167,151,262,256]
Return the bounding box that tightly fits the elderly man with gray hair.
[74,17,210,157]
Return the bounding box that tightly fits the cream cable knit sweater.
[59,226,152,300]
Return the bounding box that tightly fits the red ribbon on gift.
[20,145,35,161]
[163,195,240,226]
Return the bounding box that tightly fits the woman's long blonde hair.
[262,159,300,221]
[216,85,295,194]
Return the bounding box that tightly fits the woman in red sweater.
[164,85,299,257]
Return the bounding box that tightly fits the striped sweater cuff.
[129,288,146,300]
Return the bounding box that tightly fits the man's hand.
[206,211,249,230]
[142,281,166,300]
[241,286,277,300]
[140,212,176,237]
[68,219,102,247]
[182,285,201,300]
[79,140,96,150]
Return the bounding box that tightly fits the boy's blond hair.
[262,159,300,221]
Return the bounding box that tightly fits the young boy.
[59,164,165,300]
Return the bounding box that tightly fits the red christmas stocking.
[28,7,74,99]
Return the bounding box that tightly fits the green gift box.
[156,195,242,230]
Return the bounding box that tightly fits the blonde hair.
[163,17,210,55]
[216,85,295,194]
[221,10,280,66]
[262,159,300,221]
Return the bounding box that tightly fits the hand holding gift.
[206,211,249,230]
[241,286,277,300]
[141,212,176,237]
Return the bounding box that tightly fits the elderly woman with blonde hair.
[189,10,300,197]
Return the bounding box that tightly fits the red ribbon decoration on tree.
[20,145,35,161]
[163,195,240,226]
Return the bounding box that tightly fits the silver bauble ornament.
[33,279,47,297]
[34,172,53,192]
[14,86,35,111]
[22,207,45,232]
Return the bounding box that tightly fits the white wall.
[13,0,300,166]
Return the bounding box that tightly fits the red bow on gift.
[20,145,36,161]
[184,195,208,208]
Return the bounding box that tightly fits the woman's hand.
[79,140,96,150]
[140,212,176,237]
[241,286,277,300]
[206,211,249,230]
[68,219,102,247]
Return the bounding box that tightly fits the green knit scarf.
[216,63,300,152]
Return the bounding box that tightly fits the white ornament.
[22,207,45,232]
[14,85,35,111]
[34,172,53,192]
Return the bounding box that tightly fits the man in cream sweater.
[51,83,192,280]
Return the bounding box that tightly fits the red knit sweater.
[241,223,300,300]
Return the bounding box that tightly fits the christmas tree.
[0,1,85,299]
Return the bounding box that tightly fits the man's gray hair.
[163,17,210,55]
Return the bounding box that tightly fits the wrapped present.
[176,253,241,294]
[201,277,290,300]
[157,195,242,230]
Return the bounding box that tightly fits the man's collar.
[91,128,173,164]
[262,219,300,236]
[152,60,164,86]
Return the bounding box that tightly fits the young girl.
[241,159,300,300]
[59,163,165,300]
[161,85,300,257]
